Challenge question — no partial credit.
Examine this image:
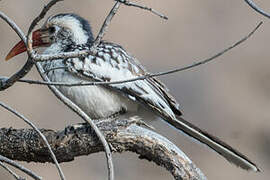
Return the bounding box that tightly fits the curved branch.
[0,0,63,91]
[0,162,25,180]
[0,101,65,180]
[245,0,270,19]
[0,155,41,180]
[92,1,121,51]
[115,0,168,20]
[0,11,31,91]
[0,117,206,180]
[27,0,63,56]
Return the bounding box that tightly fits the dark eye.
[48,26,56,34]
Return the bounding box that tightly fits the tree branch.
[0,0,63,91]
[116,0,168,20]
[0,11,31,91]
[244,0,270,19]
[0,101,65,180]
[91,1,121,51]
[0,162,25,180]
[27,0,63,57]
[0,155,41,180]
[0,117,206,180]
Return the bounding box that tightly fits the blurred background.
[0,0,270,179]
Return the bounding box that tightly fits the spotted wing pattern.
[65,41,182,119]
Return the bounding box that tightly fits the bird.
[5,13,259,172]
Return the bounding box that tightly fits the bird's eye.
[48,26,56,34]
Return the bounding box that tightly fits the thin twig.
[32,49,91,61]
[0,155,41,180]
[27,0,63,55]
[0,11,26,42]
[0,162,25,180]
[116,0,168,20]
[0,101,65,180]
[0,0,63,91]
[152,21,262,77]
[0,11,31,90]
[245,0,270,19]
[35,63,115,180]
[43,66,68,74]
[91,1,121,51]
[12,21,262,87]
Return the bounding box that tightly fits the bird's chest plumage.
[41,58,138,119]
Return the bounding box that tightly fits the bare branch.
[0,162,25,180]
[91,1,121,51]
[0,118,206,180]
[27,0,63,36]
[27,0,63,56]
[0,11,26,42]
[245,0,270,19]
[0,0,63,91]
[35,63,115,180]
[0,101,65,180]
[152,21,262,77]
[0,155,41,180]
[0,11,31,90]
[10,21,262,87]
[116,0,168,20]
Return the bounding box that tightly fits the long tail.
[166,116,260,172]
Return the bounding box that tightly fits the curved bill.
[5,29,49,61]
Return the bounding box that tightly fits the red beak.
[5,29,49,61]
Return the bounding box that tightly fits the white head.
[42,13,94,46]
[6,13,94,60]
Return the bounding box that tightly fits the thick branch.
[0,117,206,180]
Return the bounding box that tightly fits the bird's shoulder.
[96,41,147,76]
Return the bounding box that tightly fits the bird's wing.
[66,41,182,120]
[65,41,259,171]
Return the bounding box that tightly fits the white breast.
[41,61,138,119]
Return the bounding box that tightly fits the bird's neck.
[43,43,64,55]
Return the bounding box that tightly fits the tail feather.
[167,116,260,172]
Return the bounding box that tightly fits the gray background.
[0,0,270,179]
